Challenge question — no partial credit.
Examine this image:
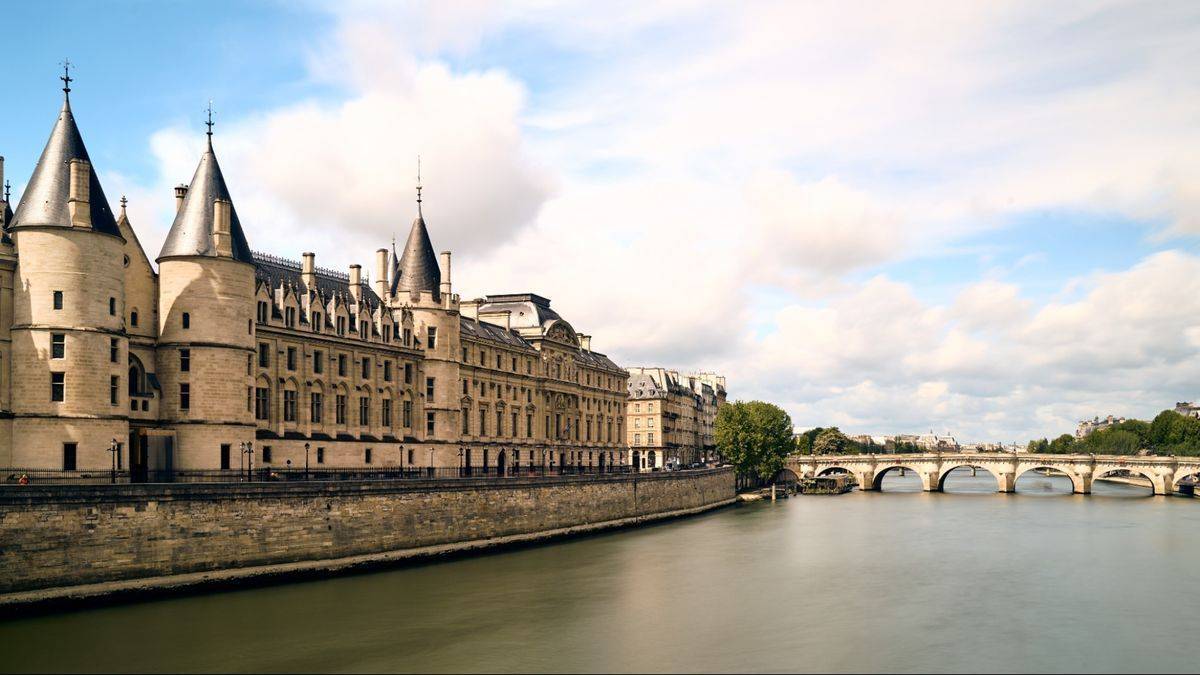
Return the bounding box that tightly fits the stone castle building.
[625,367,726,469]
[0,83,628,476]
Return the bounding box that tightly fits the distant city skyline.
[3,1,1199,440]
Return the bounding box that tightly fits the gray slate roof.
[254,252,382,310]
[391,210,440,298]
[157,137,254,263]
[459,316,536,352]
[11,99,121,237]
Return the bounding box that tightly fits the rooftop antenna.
[60,59,73,101]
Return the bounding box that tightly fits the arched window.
[128,354,146,396]
[130,309,139,327]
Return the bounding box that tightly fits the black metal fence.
[0,463,659,486]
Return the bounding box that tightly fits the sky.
[3,0,1200,443]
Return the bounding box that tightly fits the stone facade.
[0,88,628,476]
[0,467,735,596]
[625,367,726,469]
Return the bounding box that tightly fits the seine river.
[2,469,1198,674]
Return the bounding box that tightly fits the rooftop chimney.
[302,252,316,292]
[174,184,188,213]
[212,198,232,257]
[68,158,92,229]
[375,248,389,301]
[580,335,592,352]
[349,264,362,303]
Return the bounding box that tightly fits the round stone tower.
[155,126,256,470]
[9,87,129,469]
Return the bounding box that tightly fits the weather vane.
[60,59,73,98]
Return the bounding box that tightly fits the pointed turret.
[11,89,120,237]
[390,168,440,298]
[157,110,253,263]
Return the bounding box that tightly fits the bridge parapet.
[785,453,1200,496]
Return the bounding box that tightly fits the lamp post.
[304,442,310,480]
[399,445,405,479]
[241,442,254,482]
[458,447,464,477]
[428,448,434,477]
[108,438,120,484]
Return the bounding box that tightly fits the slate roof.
[459,316,536,352]
[253,252,382,309]
[392,209,440,298]
[11,97,121,237]
[157,136,254,263]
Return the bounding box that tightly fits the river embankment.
[0,468,734,613]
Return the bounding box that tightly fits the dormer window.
[313,313,322,332]
[257,301,268,323]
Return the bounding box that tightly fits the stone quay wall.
[0,468,734,598]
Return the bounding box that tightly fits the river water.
[2,469,1198,674]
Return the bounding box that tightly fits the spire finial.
[60,59,73,101]
[416,155,422,214]
[205,100,215,142]
[120,195,128,211]
[3,180,10,203]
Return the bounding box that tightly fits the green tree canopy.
[812,427,851,455]
[715,401,795,480]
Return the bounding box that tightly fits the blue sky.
[4,1,1200,441]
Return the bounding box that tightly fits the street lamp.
[241,442,254,482]
[428,448,434,477]
[399,445,405,479]
[304,442,310,480]
[108,438,120,484]
[458,447,464,477]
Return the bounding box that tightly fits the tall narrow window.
[51,372,65,402]
[382,400,392,427]
[51,333,65,359]
[180,348,190,372]
[338,354,347,377]
[403,400,412,428]
[361,358,370,379]
[462,406,470,434]
[182,312,190,329]
[311,392,324,424]
[404,363,412,384]
[426,411,436,436]
[359,397,370,426]
[220,444,231,470]
[258,342,269,368]
[110,338,119,363]
[52,291,63,310]
[365,447,373,464]
[130,310,139,327]
[336,394,347,425]
[426,326,437,350]
[109,297,116,316]
[426,377,435,399]
[62,443,77,471]
[262,446,273,463]
[110,376,119,406]
[287,346,297,371]
[313,350,324,374]
[317,447,325,464]
[384,361,393,382]
[284,390,297,422]
[255,387,270,420]
[180,383,190,410]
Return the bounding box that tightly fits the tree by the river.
[715,401,794,481]
[1027,410,1200,456]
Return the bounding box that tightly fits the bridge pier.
[855,471,875,491]
[998,472,1016,493]
[1078,474,1092,495]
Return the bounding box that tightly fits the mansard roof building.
[0,82,629,477]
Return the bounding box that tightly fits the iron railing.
[0,463,663,486]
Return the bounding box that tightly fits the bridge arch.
[817,466,853,477]
[872,465,929,492]
[1092,467,1157,496]
[1174,467,1200,488]
[937,464,1003,492]
[1015,465,1085,494]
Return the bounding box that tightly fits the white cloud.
[114,1,1200,441]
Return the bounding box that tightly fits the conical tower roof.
[390,209,440,299]
[157,135,253,263]
[11,97,120,237]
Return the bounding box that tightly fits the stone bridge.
[785,453,1200,496]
